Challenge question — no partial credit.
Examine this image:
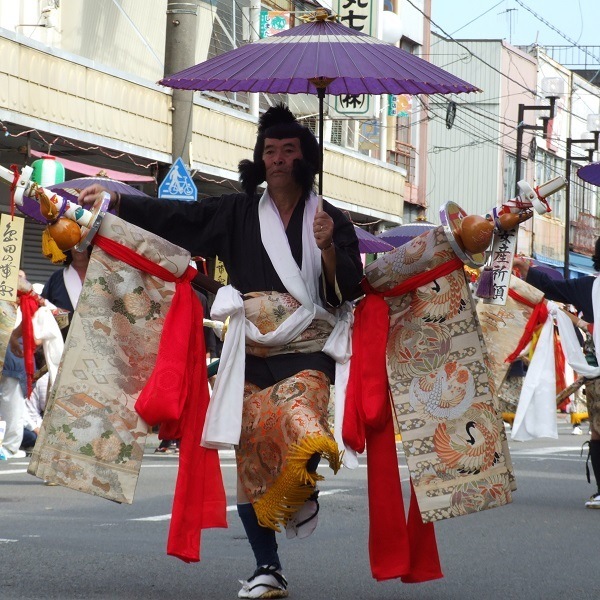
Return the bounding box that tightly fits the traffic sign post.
[158,157,197,201]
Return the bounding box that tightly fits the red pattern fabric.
[343,257,463,582]
[17,291,39,398]
[93,234,227,563]
[505,289,548,363]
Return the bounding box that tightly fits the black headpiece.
[238,103,320,198]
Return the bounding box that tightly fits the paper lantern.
[381,11,403,44]
[31,155,65,187]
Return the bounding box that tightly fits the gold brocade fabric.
[476,276,544,393]
[243,291,333,358]
[363,226,513,522]
[28,214,191,503]
[585,377,600,435]
[497,375,523,413]
[236,369,341,530]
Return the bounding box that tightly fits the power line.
[430,0,505,46]
[514,0,600,64]
[407,0,537,95]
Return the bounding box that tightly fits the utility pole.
[164,2,198,170]
[417,0,432,207]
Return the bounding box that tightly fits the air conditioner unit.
[287,94,321,117]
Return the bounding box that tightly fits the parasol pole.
[309,77,334,212]
[318,86,325,200]
[303,8,339,212]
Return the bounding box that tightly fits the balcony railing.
[389,140,415,181]
[571,212,600,255]
[538,45,600,71]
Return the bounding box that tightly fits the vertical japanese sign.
[259,11,291,38]
[214,257,229,286]
[333,0,377,118]
[483,228,518,306]
[0,214,24,303]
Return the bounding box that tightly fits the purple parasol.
[161,16,480,97]
[159,10,479,196]
[48,176,149,202]
[376,220,436,247]
[530,258,564,280]
[577,162,600,187]
[21,175,149,224]
[354,225,394,253]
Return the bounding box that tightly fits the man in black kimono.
[514,253,600,512]
[79,104,363,599]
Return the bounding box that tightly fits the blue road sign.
[158,157,197,201]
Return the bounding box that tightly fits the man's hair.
[63,245,93,266]
[238,103,320,198]
[593,237,600,271]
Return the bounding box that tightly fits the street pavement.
[0,415,597,600]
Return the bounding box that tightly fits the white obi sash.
[554,276,600,379]
[202,191,354,464]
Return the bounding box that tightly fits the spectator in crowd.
[21,371,49,452]
[0,344,27,459]
[514,253,600,509]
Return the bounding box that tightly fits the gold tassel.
[41,227,67,264]
[253,434,342,531]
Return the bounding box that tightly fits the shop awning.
[569,251,596,276]
[30,150,155,182]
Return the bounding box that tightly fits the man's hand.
[512,256,531,279]
[77,185,118,210]
[313,210,334,251]
[313,210,337,291]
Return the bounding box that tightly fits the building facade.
[1,0,436,283]
[428,33,600,277]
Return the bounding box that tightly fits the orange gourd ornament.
[457,215,494,254]
[46,219,82,250]
[38,189,81,251]
[497,211,527,231]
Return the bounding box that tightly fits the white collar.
[63,265,83,310]
[258,190,321,309]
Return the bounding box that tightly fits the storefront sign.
[260,11,290,38]
[332,0,378,118]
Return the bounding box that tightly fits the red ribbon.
[507,288,537,309]
[9,164,20,219]
[343,256,463,582]
[17,291,39,398]
[554,332,567,395]
[93,234,227,562]
[505,289,548,363]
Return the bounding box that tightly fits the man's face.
[262,137,303,187]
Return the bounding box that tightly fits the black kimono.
[119,192,363,388]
